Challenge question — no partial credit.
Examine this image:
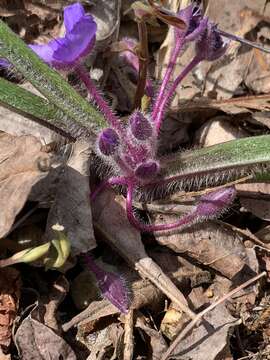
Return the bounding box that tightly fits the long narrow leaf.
[0,77,93,139]
[0,20,106,135]
[142,135,270,198]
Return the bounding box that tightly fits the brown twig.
[123,309,134,360]
[133,18,149,109]
[135,257,196,320]
[161,271,267,360]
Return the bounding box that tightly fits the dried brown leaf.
[136,316,168,359]
[153,218,249,279]
[237,183,270,221]
[0,268,20,348]
[15,312,76,360]
[45,140,96,254]
[0,133,50,239]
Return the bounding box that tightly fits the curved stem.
[126,183,196,232]
[76,63,124,134]
[91,176,127,201]
[154,54,202,132]
[151,36,185,125]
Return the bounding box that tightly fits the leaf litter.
[0,0,270,359]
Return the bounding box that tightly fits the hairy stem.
[76,63,124,134]
[154,54,201,132]
[91,176,127,201]
[126,183,196,232]
[152,35,184,125]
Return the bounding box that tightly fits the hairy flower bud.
[129,111,152,141]
[135,160,159,179]
[98,128,120,156]
[195,186,236,218]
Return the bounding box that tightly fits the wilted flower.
[195,22,228,61]
[175,5,208,42]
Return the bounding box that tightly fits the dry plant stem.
[123,309,134,360]
[136,257,196,320]
[161,271,267,360]
[133,18,149,109]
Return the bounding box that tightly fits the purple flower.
[0,3,97,70]
[30,3,97,69]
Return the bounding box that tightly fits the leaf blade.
[0,20,106,135]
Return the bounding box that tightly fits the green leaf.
[0,77,91,138]
[0,19,106,135]
[154,135,270,193]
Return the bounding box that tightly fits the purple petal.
[63,2,85,32]
[0,58,11,68]
[29,42,55,65]
[53,17,97,65]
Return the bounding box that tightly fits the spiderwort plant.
[0,2,269,314]
[0,2,264,233]
[90,4,235,232]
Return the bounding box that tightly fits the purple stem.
[91,176,127,201]
[151,36,185,126]
[126,183,196,232]
[154,54,202,132]
[76,64,124,134]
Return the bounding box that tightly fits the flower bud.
[135,160,159,179]
[129,111,152,141]
[98,128,120,156]
[196,187,236,218]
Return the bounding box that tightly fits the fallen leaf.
[0,268,20,348]
[153,218,250,279]
[136,316,168,359]
[45,140,96,254]
[237,183,270,221]
[15,312,76,360]
[0,133,51,239]
[195,116,248,147]
[170,303,237,360]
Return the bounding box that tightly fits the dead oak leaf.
[0,133,51,239]
[0,267,21,349]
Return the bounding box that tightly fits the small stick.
[161,271,267,360]
[133,18,149,109]
[123,309,135,360]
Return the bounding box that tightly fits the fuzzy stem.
[126,183,196,232]
[126,185,235,232]
[154,54,202,132]
[76,63,124,134]
[151,35,185,124]
[91,176,127,201]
